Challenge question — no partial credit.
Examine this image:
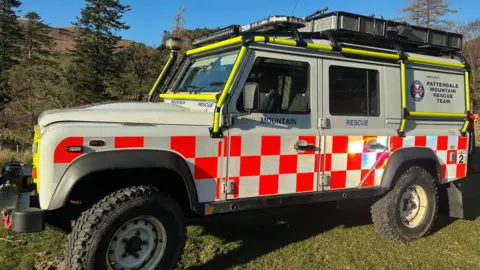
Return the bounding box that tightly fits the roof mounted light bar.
[240,16,306,32]
[192,16,306,48]
[192,25,241,47]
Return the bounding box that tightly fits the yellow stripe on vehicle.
[409,111,467,118]
[149,52,173,96]
[213,45,248,133]
[32,125,41,193]
[341,48,400,60]
[187,37,242,55]
[465,71,471,112]
[254,36,266,42]
[213,111,220,131]
[159,93,218,101]
[400,62,407,109]
[461,120,470,134]
[306,43,333,51]
[407,57,465,69]
[399,119,407,133]
[268,38,297,47]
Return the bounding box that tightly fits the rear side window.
[329,65,380,116]
[237,57,310,114]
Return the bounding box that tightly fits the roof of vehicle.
[191,9,466,64]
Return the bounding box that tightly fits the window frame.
[235,55,312,115]
[169,49,241,94]
[328,65,381,117]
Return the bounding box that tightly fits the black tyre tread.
[371,166,438,242]
[65,185,186,270]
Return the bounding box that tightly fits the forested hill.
[18,19,134,55]
[0,2,218,148]
[17,19,219,56]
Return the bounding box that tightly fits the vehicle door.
[321,59,388,190]
[223,49,321,200]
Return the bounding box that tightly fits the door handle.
[294,140,316,151]
[366,139,386,150]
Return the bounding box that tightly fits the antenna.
[304,6,328,22]
[291,0,300,16]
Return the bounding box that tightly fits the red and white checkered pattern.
[323,135,389,190]
[52,134,469,203]
[390,135,468,182]
[224,135,319,199]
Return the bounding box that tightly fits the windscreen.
[173,50,239,93]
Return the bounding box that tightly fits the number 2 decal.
[458,150,466,164]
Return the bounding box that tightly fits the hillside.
[19,19,134,55]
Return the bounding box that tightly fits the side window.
[329,65,380,116]
[237,57,310,114]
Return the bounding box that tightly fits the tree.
[400,0,457,29]
[172,5,187,37]
[110,42,166,100]
[0,0,22,107]
[70,0,131,102]
[454,19,480,112]
[3,56,81,145]
[22,11,55,60]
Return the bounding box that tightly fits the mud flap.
[444,181,466,219]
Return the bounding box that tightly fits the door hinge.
[320,174,330,186]
[319,118,329,128]
[223,115,230,127]
[223,180,235,194]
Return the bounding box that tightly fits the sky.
[16,0,480,47]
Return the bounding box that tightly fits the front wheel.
[66,185,186,270]
[371,166,438,242]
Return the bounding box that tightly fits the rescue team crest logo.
[410,80,425,102]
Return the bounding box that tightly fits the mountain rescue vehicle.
[1,8,477,270]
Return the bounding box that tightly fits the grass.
[1,147,480,269]
[0,176,479,270]
[0,149,32,168]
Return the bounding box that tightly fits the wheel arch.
[47,149,199,211]
[381,147,442,190]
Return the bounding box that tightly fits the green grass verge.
[1,177,479,270]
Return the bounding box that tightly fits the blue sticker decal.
[410,80,425,102]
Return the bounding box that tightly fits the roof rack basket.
[298,11,463,56]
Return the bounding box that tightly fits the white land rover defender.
[1,8,476,270]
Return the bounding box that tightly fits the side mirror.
[243,82,259,112]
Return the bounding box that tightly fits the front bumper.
[1,192,46,233]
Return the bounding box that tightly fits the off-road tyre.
[65,185,186,270]
[371,166,438,242]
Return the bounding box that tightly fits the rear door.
[321,59,389,190]
[224,49,321,200]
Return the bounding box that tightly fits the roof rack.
[191,9,464,57]
[299,11,463,55]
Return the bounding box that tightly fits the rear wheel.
[66,185,186,270]
[371,166,438,242]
